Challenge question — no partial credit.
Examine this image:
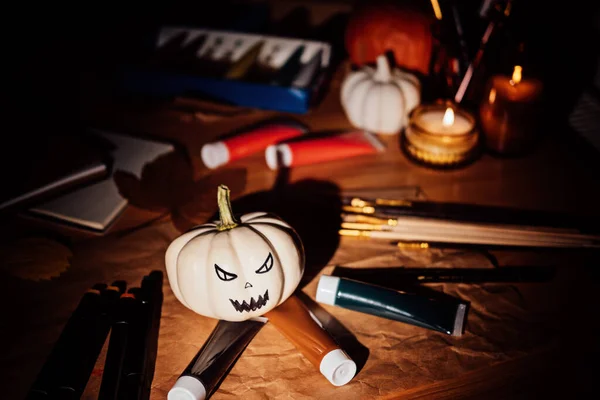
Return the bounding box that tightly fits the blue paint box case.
[120,26,334,114]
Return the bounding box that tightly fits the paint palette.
[121,26,334,114]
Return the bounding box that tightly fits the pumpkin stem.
[217,185,239,231]
[374,54,391,82]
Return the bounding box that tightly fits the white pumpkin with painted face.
[165,185,305,321]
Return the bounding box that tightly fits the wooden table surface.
[2,60,600,399]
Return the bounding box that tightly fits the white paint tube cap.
[319,348,357,386]
[201,141,229,169]
[316,275,341,306]
[264,145,279,170]
[264,144,292,170]
[168,375,207,400]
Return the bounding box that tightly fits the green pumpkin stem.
[217,185,238,231]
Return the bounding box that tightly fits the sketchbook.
[29,129,175,232]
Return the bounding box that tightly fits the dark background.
[3,0,600,174]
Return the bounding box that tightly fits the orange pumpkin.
[345,1,435,75]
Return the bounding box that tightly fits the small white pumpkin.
[165,185,305,321]
[341,54,421,135]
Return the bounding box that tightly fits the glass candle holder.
[402,100,480,168]
[479,65,543,156]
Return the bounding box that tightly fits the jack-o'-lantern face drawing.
[165,185,305,321]
[215,251,273,313]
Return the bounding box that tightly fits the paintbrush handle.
[339,228,600,248]
[332,266,556,284]
[341,221,598,245]
[342,200,599,233]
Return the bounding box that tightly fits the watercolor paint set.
[120,26,334,113]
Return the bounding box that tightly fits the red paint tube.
[201,121,307,169]
[265,131,385,170]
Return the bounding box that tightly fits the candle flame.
[504,0,513,16]
[510,65,522,86]
[442,107,455,127]
[488,88,497,104]
[430,0,443,20]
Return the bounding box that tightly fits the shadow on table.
[228,166,342,289]
[296,291,370,375]
[116,147,341,287]
[114,149,247,233]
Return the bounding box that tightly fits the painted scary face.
[216,252,273,313]
[206,227,286,320]
[166,212,304,322]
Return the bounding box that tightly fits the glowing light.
[430,0,443,20]
[510,65,522,86]
[442,107,455,127]
[488,88,497,104]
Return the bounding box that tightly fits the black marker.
[28,283,122,399]
[98,292,141,400]
[139,271,164,400]
[119,271,164,400]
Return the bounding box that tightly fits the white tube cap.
[201,141,229,169]
[278,144,292,167]
[168,375,207,400]
[316,275,340,306]
[319,349,357,386]
[264,144,293,170]
[265,145,279,170]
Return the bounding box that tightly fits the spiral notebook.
[29,129,175,232]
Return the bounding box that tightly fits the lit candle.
[416,107,473,135]
[479,65,543,155]
[403,101,479,168]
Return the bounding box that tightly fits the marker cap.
[316,275,340,306]
[168,375,207,400]
[319,348,357,386]
[201,141,230,169]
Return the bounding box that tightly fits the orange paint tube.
[265,130,384,169]
[201,121,307,169]
[265,295,357,386]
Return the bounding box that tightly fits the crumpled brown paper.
[0,237,72,281]
[67,218,564,399]
[11,183,584,399]
[126,233,562,400]
[57,183,570,399]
